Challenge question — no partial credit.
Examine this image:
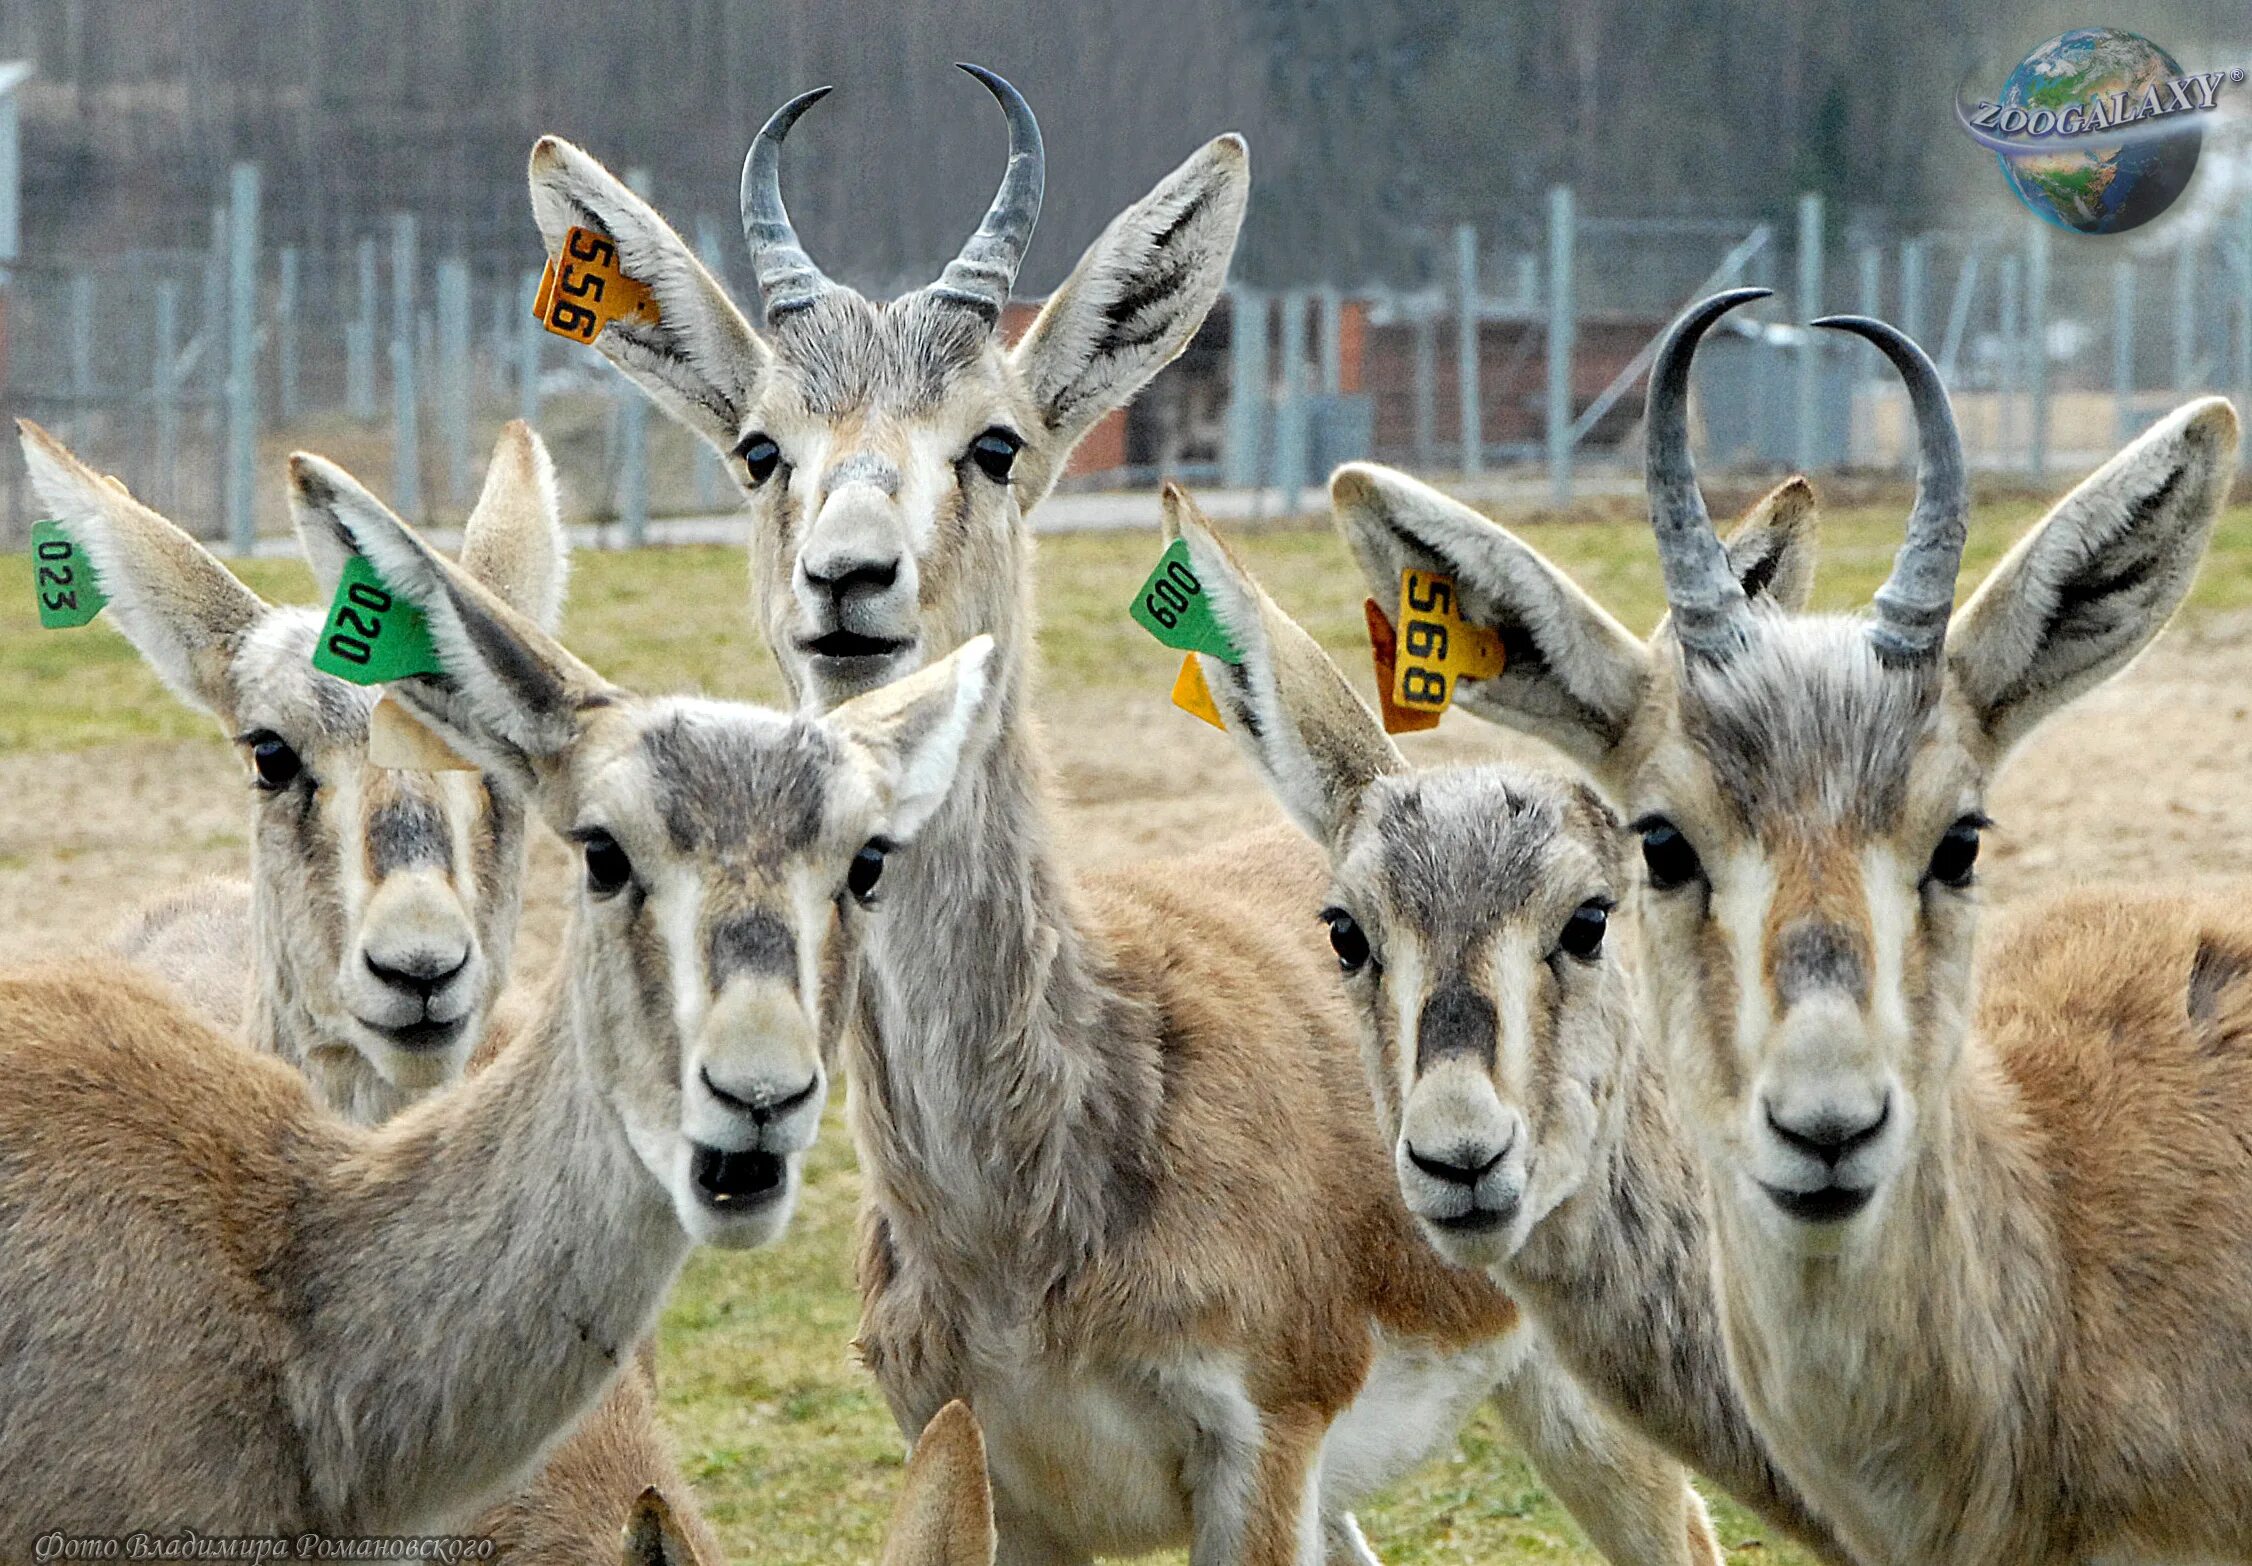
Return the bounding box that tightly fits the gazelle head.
[525,66,1247,717]
[1165,485,1811,1268]
[290,457,996,1249]
[17,420,567,1113]
[1334,289,2239,1256]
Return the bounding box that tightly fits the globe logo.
[1961,27,2239,235]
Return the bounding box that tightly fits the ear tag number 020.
[534,225,661,345]
[29,521,109,628]
[1391,569,1504,718]
[310,556,446,686]
[1130,538,1240,730]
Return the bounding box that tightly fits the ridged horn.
[1646,288,1769,662]
[927,64,1044,324]
[1812,315,1967,667]
[740,86,836,324]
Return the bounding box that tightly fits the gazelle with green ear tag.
[1332,288,2252,1564]
[0,455,995,1534]
[527,66,1719,1566]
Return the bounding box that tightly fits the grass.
[10,490,2252,1562]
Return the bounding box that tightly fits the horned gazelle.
[1333,287,2251,1563]
[0,454,997,1534]
[527,64,1720,1566]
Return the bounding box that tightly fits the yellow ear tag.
[535,225,661,345]
[1391,569,1504,719]
[367,694,477,772]
[1170,652,1225,730]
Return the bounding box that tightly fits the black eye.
[581,830,633,897]
[1321,907,1374,974]
[1637,817,1705,892]
[1557,901,1610,961]
[738,433,781,486]
[848,840,889,906]
[247,733,302,791]
[968,428,1021,483]
[1926,816,1985,890]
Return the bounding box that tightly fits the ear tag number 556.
[1391,569,1504,717]
[534,225,661,344]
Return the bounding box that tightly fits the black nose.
[700,1068,819,1125]
[1764,1094,1891,1167]
[801,554,899,601]
[364,948,469,1000]
[1405,1138,1508,1188]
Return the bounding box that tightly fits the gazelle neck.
[250,877,415,1128]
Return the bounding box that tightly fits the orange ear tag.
[1389,570,1504,722]
[534,225,661,344]
[1171,652,1225,730]
[1363,600,1440,734]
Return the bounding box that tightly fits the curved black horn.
[928,64,1044,324]
[740,86,836,324]
[1646,288,1770,662]
[1812,315,1967,666]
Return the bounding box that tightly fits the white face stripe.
[1487,928,1539,1106]
[1386,935,1428,1101]
[1713,850,1776,1073]
[1861,842,1915,1049]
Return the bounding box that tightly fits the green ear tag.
[1129,538,1240,664]
[309,555,445,684]
[30,521,109,628]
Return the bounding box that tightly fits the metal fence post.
[225,162,261,554]
[615,168,653,545]
[1900,237,1928,347]
[1546,188,1575,503]
[390,212,421,515]
[68,272,93,441]
[277,246,300,422]
[437,256,472,509]
[154,278,179,514]
[348,236,377,418]
[1412,305,1436,472]
[1224,286,1267,491]
[1317,284,1343,394]
[1276,289,1310,518]
[1857,245,1882,320]
[2113,258,2137,445]
[2026,224,2050,480]
[2174,237,2199,392]
[517,268,543,428]
[1795,192,1823,473]
[1456,221,1482,478]
[1996,252,2022,467]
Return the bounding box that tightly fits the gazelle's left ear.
[1164,484,1404,845]
[527,137,770,452]
[1947,396,2237,759]
[879,1402,996,1566]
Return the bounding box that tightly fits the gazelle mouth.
[1428,1206,1512,1234]
[368,1016,465,1052]
[1760,1181,1873,1224]
[803,631,911,661]
[690,1144,788,1210]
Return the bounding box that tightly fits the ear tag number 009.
[1390,569,1504,718]
[29,521,109,628]
[534,225,661,344]
[310,556,446,686]
[1130,538,1240,730]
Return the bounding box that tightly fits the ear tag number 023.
[1130,538,1240,730]
[310,556,446,686]
[535,225,661,345]
[29,521,109,628]
[1391,569,1504,718]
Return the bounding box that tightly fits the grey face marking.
[1772,919,1868,1007]
[708,909,799,987]
[1417,982,1499,1072]
[768,291,990,422]
[639,712,834,863]
[366,793,454,877]
[824,452,902,500]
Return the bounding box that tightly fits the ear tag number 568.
[1391,569,1504,716]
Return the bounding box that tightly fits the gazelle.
[22,423,727,1561]
[1331,287,2251,1563]
[1162,485,1857,1564]
[21,418,561,1127]
[528,66,1718,1566]
[0,454,987,1535]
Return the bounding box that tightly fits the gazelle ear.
[880,1402,996,1566]
[286,451,619,801]
[1166,485,1404,846]
[1011,135,1248,503]
[827,638,999,843]
[527,136,769,453]
[1722,476,1819,613]
[1947,396,2237,761]
[1331,462,1650,778]
[619,1487,712,1566]
[17,418,268,723]
[458,421,571,632]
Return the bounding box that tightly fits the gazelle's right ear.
[286,452,619,799]
[880,1401,996,1566]
[827,638,1000,843]
[1165,485,1404,845]
[527,137,769,452]
[1722,475,1819,613]
[619,1487,711,1566]
[17,419,267,722]
[1331,462,1649,775]
[457,421,570,632]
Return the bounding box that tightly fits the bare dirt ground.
[7,611,2251,972]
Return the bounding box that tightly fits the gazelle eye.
[1636,817,1704,892]
[1321,907,1374,974]
[848,840,890,906]
[1926,816,1985,889]
[247,733,302,791]
[968,428,1021,483]
[1556,901,1610,961]
[581,830,634,897]
[738,434,782,486]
